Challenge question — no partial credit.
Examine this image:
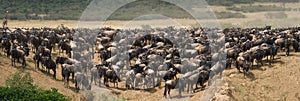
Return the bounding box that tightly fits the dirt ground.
[223,53,300,101]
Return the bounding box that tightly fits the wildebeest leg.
[53,69,56,79]
[195,81,199,89]
[235,61,241,73]
[99,76,102,87]
[187,82,190,93]
[41,64,45,71]
[134,78,138,89]
[178,84,182,97]
[219,71,223,79]
[104,77,109,87]
[286,47,290,56]
[72,72,75,83]
[208,71,215,86]
[200,80,205,90]
[164,85,167,98]
[11,58,14,66]
[64,74,69,88]
[243,69,247,78]
[6,50,10,57]
[116,81,119,88]
[22,57,26,68]
[168,87,171,98]
[152,78,155,88]
[90,75,94,85]
[75,80,79,92]
[269,57,272,65]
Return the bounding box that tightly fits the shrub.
[0,87,70,101]
[5,70,33,88]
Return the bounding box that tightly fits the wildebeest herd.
[0,26,299,98]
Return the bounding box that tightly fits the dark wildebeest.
[1,38,11,57]
[163,78,185,98]
[103,69,121,88]
[38,46,52,58]
[275,38,291,56]
[62,64,77,88]
[163,68,178,81]
[196,70,210,90]
[90,64,106,86]
[58,39,72,58]
[236,57,250,78]
[33,52,42,69]
[40,57,57,79]
[260,43,278,65]
[55,56,79,66]
[30,36,41,53]
[10,46,30,67]
[75,72,91,92]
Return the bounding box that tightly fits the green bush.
[0,87,70,101]
[0,70,70,101]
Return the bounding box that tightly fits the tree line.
[0,0,298,20]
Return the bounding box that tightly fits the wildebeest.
[236,57,250,77]
[163,78,185,98]
[62,64,77,88]
[1,38,11,56]
[75,72,91,92]
[40,56,57,79]
[58,39,72,58]
[10,45,30,67]
[103,69,121,88]
[55,55,79,65]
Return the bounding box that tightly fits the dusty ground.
[222,53,300,101]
